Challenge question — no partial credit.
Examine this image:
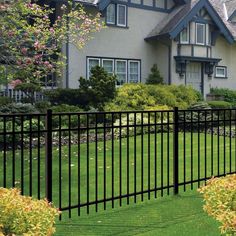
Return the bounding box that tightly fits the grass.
[0,132,234,235]
[55,191,221,236]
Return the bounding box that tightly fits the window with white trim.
[87,57,140,85]
[215,66,227,78]
[128,61,140,83]
[106,4,127,27]
[106,4,115,24]
[117,4,127,27]
[116,60,127,85]
[87,58,100,78]
[196,23,205,45]
[102,59,114,75]
[180,27,189,44]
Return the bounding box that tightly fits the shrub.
[0,103,38,114]
[44,88,82,107]
[113,105,172,137]
[0,188,59,236]
[0,97,13,106]
[178,102,217,131]
[0,119,45,147]
[45,66,116,111]
[207,101,232,109]
[35,101,51,113]
[198,175,236,235]
[51,104,84,129]
[105,84,201,111]
[146,64,163,84]
[79,66,117,110]
[210,87,236,104]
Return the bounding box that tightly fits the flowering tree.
[0,0,103,89]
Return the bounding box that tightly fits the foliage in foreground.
[0,188,59,236]
[198,175,236,235]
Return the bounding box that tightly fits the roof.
[146,0,236,43]
[225,0,236,19]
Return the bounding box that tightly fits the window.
[87,57,140,85]
[117,4,127,27]
[128,61,140,83]
[196,23,205,45]
[102,59,114,75]
[215,66,227,78]
[106,4,127,27]
[106,4,115,24]
[180,27,189,44]
[87,58,100,78]
[116,60,127,85]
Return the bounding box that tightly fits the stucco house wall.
[66,6,168,88]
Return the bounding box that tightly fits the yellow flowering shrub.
[198,175,236,235]
[0,188,60,236]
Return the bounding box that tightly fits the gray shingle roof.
[147,0,199,39]
[210,0,236,38]
[147,0,236,41]
[225,0,236,19]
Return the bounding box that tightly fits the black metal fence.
[1,108,236,218]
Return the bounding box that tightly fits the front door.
[185,62,202,93]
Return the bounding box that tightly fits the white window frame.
[128,60,140,83]
[117,4,127,27]
[215,66,227,78]
[106,4,116,25]
[102,59,114,75]
[87,57,100,78]
[115,59,127,86]
[180,27,189,44]
[196,23,205,45]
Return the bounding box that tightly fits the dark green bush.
[44,88,82,106]
[0,97,13,106]
[34,101,51,113]
[0,103,38,114]
[146,64,163,84]
[79,66,117,110]
[45,66,116,110]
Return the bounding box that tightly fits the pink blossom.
[10,79,22,88]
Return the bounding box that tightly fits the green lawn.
[0,132,235,235]
[55,191,221,236]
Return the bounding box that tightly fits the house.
[63,0,236,97]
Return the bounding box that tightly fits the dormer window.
[106,4,115,24]
[196,23,205,45]
[180,27,189,44]
[106,4,127,27]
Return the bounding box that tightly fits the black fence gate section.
[1,108,236,218]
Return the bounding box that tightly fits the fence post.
[173,107,179,195]
[46,109,53,202]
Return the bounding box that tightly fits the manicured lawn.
[55,191,221,236]
[0,132,234,235]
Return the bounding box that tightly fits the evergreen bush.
[146,64,163,84]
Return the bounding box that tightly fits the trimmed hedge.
[207,100,232,109]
